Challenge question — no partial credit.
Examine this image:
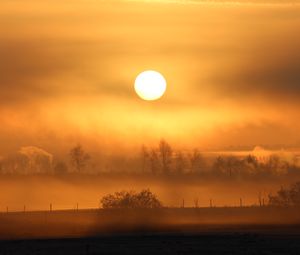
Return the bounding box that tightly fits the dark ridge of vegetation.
[100,189,162,209]
[269,182,300,207]
[0,140,299,180]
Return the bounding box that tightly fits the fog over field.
[0,141,300,211]
[0,174,297,212]
[0,1,300,253]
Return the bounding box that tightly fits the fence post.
[258,192,262,207]
[194,198,198,208]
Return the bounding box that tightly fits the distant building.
[0,146,53,174]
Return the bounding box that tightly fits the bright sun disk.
[134,70,167,101]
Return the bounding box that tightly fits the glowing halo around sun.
[134,70,167,101]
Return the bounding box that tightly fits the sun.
[134,70,167,101]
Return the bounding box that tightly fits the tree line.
[0,140,299,177]
[139,140,299,178]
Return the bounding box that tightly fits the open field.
[1,207,300,239]
[1,208,300,254]
[1,175,299,254]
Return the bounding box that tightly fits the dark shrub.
[100,189,162,209]
[269,182,300,207]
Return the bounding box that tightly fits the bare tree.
[289,182,300,206]
[243,154,259,175]
[266,154,281,175]
[159,139,172,174]
[269,182,300,207]
[269,186,291,207]
[69,144,90,172]
[189,149,206,174]
[149,149,159,175]
[226,156,237,177]
[212,156,226,174]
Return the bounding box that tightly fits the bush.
[100,189,162,209]
[269,182,300,207]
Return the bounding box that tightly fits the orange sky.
[0,0,300,154]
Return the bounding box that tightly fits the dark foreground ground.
[1,227,300,255]
[1,208,300,254]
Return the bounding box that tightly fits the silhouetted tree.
[135,189,162,208]
[289,182,300,206]
[245,155,259,168]
[212,156,226,174]
[70,144,90,172]
[226,156,239,177]
[269,182,300,207]
[269,186,291,207]
[242,154,260,175]
[265,154,280,175]
[264,154,290,175]
[158,139,172,174]
[149,149,159,175]
[100,189,162,209]
[189,149,206,174]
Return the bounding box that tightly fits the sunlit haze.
[0,0,299,157]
